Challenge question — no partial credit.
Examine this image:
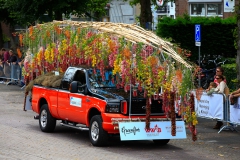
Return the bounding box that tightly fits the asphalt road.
[1,83,240,160]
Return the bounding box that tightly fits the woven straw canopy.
[52,20,192,68]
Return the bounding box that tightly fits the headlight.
[105,103,120,113]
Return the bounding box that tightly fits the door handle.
[86,98,90,102]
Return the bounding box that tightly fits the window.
[190,3,222,17]
[207,4,222,15]
[191,4,205,15]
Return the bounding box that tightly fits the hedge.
[156,15,237,61]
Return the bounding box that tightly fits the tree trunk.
[237,3,240,88]
[0,23,3,48]
[9,26,16,50]
[139,0,152,29]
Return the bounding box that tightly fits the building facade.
[152,1,176,30]
[176,0,238,19]
[108,0,136,24]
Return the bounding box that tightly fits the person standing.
[229,88,240,105]
[8,50,18,83]
[213,74,229,129]
[0,49,4,62]
[0,49,4,81]
[206,66,226,92]
[2,48,10,83]
[214,66,226,85]
[8,50,17,64]
[215,75,229,95]
[207,67,227,129]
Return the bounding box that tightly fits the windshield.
[88,69,116,88]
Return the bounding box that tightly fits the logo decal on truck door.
[70,97,82,107]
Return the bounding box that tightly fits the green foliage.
[222,63,237,91]
[156,16,237,61]
[2,34,10,42]
[180,68,193,97]
[0,0,14,25]
[2,0,109,26]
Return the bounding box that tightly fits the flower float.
[19,21,197,140]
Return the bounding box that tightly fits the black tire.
[89,115,108,146]
[153,139,170,145]
[39,104,56,132]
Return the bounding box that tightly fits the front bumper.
[101,113,168,134]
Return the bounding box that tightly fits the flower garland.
[185,93,198,141]
[19,22,196,138]
[170,91,176,136]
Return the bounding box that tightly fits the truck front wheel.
[89,115,108,146]
[39,104,56,132]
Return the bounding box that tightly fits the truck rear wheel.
[89,115,108,146]
[153,139,170,145]
[39,104,56,132]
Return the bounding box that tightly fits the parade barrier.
[193,90,238,133]
[230,97,240,125]
[0,63,23,86]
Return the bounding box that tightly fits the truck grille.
[127,98,164,115]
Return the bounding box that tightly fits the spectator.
[206,66,226,91]
[8,50,18,64]
[214,66,226,85]
[215,75,229,95]
[206,82,217,95]
[2,48,10,83]
[0,48,4,62]
[206,67,227,129]
[0,49,4,81]
[213,75,229,129]
[8,50,19,84]
[229,88,240,105]
[0,48,5,67]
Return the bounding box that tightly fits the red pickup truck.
[30,67,185,146]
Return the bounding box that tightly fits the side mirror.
[69,81,78,93]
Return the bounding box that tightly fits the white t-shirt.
[216,81,227,94]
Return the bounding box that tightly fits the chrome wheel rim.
[91,121,99,141]
[40,110,47,128]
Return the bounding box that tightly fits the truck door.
[57,67,75,120]
[68,92,87,123]
[58,69,88,124]
[57,90,71,120]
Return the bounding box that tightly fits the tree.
[237,2,240,86]
[232,2,240,87]
[0,0,109,48]
[0,0,15,48]
[4,0,109,25]
[125,0,173,28]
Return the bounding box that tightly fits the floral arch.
[20,21,197,140]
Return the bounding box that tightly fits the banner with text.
[118,121,186,141]
[193,91,224,120]
[230,97,240,124]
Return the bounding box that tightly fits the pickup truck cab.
[31,67,181,146]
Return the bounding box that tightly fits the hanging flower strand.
[20,21,196,141]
